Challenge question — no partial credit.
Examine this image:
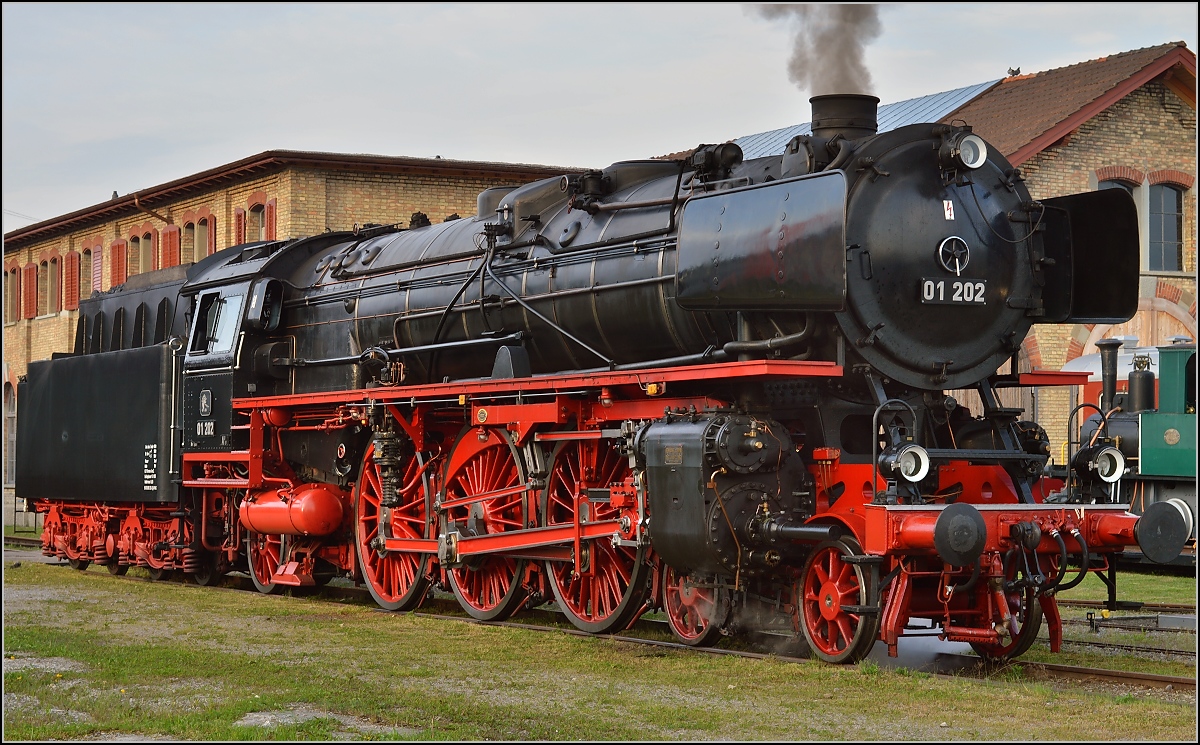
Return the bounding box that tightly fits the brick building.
[947,42,1197,445]
[2,151,573,522]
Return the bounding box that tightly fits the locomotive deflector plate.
[676,171,846,311]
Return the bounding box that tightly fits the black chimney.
[1096,338,1122,411]
[810,94,880,139]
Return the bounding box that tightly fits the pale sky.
[3,2,1197,234]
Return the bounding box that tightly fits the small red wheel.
[799,537,880,664]
[662,565,729,647]
[355,442,431,611]
[542,440,651,633]
[443,428,529,621]
[246,531,283,595]
[970,559,1043,661]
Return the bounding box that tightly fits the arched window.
[38,256,60,315]
[80,250,93,301]
[198,218,212,258]
[128,236,142,276]
[1149,184,1184,272]
[183,223,196,263]
[3,269,19,323]
[141,231,155,272]
[37,261,50,316]
[1099,179,1135,195]
[249,204,266,242]
[3,383,15,487]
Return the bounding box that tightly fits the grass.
[3,560,1197,742]
[1053,563,1197,607]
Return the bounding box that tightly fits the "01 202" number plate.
[920,278,986,305]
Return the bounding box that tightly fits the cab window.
[189,292,245,355]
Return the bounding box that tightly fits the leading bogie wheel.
[247,532,284,595]
[442,428,530,621]
[662,565,730,647]
[799,536,881,664]
[969,569,1043,661]
[355,441,432,611]
[542,439,652,633]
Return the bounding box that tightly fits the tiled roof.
[735,80,1001,159]
[943,42,1195,164]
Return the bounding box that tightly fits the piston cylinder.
[239,483,347,536]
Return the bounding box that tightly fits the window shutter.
[162,226,181,268]
[207,216,218,255]
[265,199,277,240]
[110,241,127,287]
[235,208,246,245]
[22,264,37,319]
[63,252,80,310]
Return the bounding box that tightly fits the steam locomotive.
[17,94,1190,664]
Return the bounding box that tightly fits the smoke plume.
[752,4,882,96]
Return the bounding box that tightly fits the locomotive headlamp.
[939,132,988,171]
[1073,444,1126,484]
[878,443,931,483]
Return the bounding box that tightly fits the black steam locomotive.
[17,95,1188,663]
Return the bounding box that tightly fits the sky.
[2,2,1197,235]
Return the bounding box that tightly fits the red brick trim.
[1147,169,1194,189]
[1156,280,1183,305]
[1094,165,1145,186]
[1065,337,1086,363]
[1021,334,1043,369]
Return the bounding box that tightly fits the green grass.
[3,561,1196,742]
[1054,564,1197,606]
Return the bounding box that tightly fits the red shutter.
[162,226,181,268]
[208,216,218,255]
[234,208,246,245]
[150,228,161,271]
[22,264,37,319]
[110,241,127,287]
[265,199,277,240]
[63,252,80,310]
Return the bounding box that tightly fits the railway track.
[7,544,1195,694]
[1056,598,1197,614]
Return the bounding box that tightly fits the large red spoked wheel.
[969,560,1043,661]
[662,565,730,647]
[247,531,283,595]
[542,440,651,633]
[355,442,432,611]
[799,537,881,663]
[443,428,529,621]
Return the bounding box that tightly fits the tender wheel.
[970,572,1043,661]
[189,552,221,587]
[68,558,90,571]
[355,442,432,611]
[799,537,881,664]
[147,566,169,582]
[662,565,730,647]
[247,532,283,595]
[107,561,129,576]
[542,439,651,633]
[443,428,529,621]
